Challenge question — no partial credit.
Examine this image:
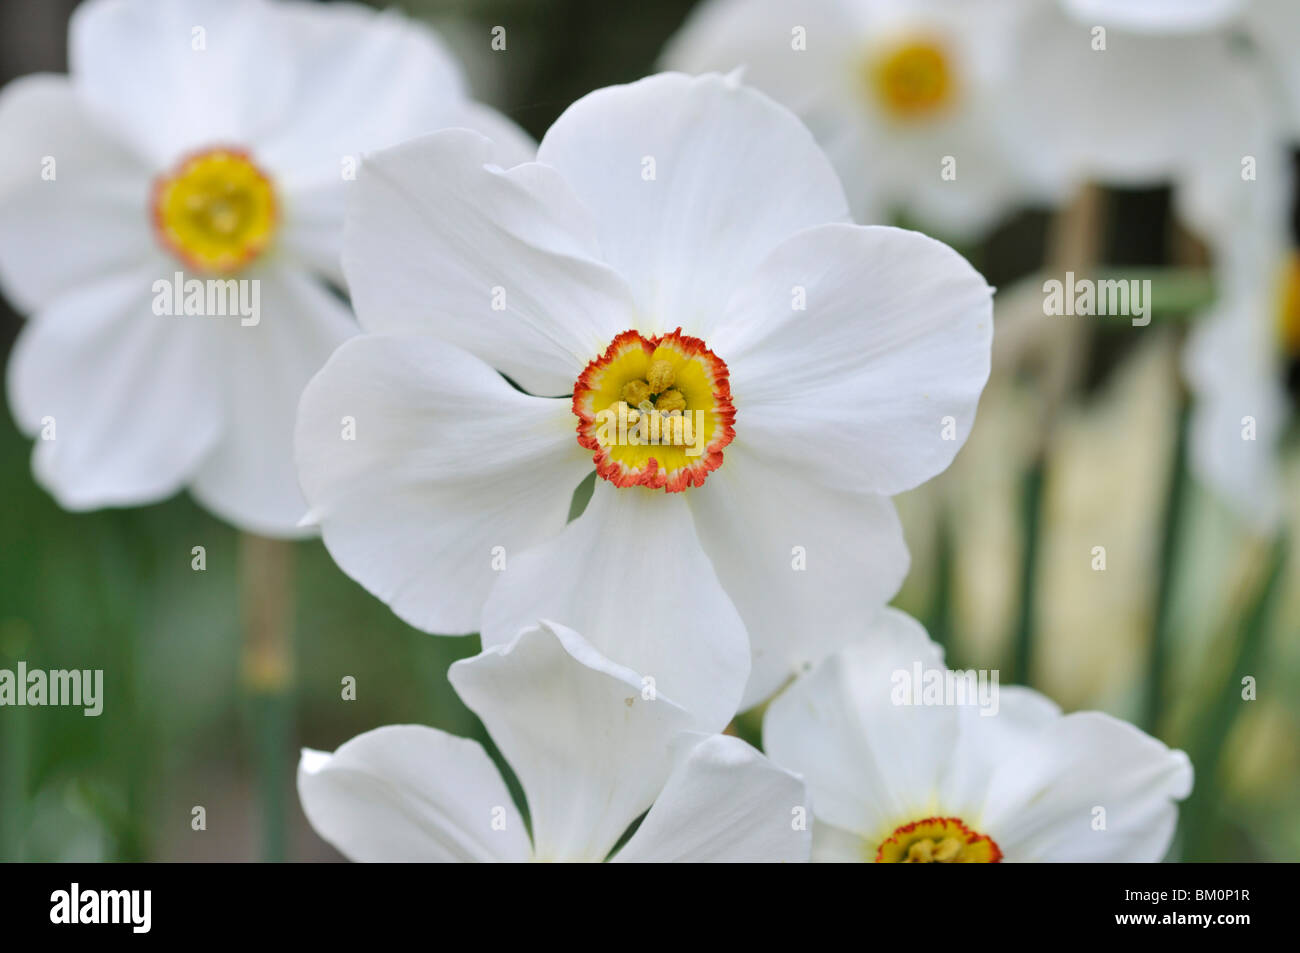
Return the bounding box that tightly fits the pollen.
[875,816,1002,863]
[572,329,735,492]
[646,359,676,393]
[866,38,956,121]
[655,389,686,413]
[151,147,277,274]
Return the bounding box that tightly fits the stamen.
[572,328,735,492]
[151,147,277,274]
[875,816,1001,863]
[655,389,686,413]
[646,359,676,393]
[866,39,956,121]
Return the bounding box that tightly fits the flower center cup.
[151,148,277,274]
[572,329,735,492]
[866,38,956,121]
[875,816,1002,863]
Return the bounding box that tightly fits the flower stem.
[1180,533,1288,861]
[238,533,295,863]
[1143,398,1190,734]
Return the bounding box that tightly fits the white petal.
[70,0,299,165]
[687,445,909,708]
[763,609,956,841]
[1185,288,1289,530]
[6,262,223,510]
[717,224,992,496]
[980,713,1193,862]
[938,686,1063,819]
[342,129,636,396]
[449,622,696,862]
[1012,5,1267,186]
[1245,0,1300,138]
[659,0,859,119]
[535,72,850,334]
[480,481,751,732]
[810,820,871,863]
[1062,0,1247,33]
[297,725,531,862]
[254,5,468,190]
[614,734,810,862]
[295,333,589,634]
[445,100,538,169]
[187,266,355,538]
[0,73,152,313]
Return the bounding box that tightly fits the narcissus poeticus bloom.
[764,609,1193,862]
[297,622,809,863]
[0,0,531,535]
[660,0,1060,238]
[295,72,993,726]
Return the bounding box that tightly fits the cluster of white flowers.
[665,0,1300,531]
[0,0,1225,862]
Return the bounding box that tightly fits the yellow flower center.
[1273,253,1300,404]
[572,329,735,492]
[1277,252,1300,359]
[866,39,956,121]
[151,147,277,274]
[875,816,1002,863]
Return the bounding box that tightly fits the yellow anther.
[932,837,963,862]
[868,39,954,121]
[621,379,652,406]
[655,389,686,413]
[646,360,676,393]
[904,839,935,863]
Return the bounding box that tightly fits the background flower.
[298,622,810,863]
[0,0,532,536]
[765,609,1193,862]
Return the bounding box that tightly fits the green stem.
[1144,399,1191,735]
[1011,457,1045,685]
[239,533,295,863]
[1180,534,1288,861]
[928,511,954,656]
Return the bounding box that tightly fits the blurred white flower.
[764,609,1193,862]
[297,621,809,863]
[294,72,994,725]
[1011,0,1273,239]
[0,0,532,536]
[1185,159,1297,530]
[660,0,1059,238]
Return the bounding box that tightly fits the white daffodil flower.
[294,72,994,727]
[1010,0,1272,239]
[764,609,1193,862]
[659,0,1058,238]
[0,0,532,536]
[297,621,810,863]
[1184,159,1297,530]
